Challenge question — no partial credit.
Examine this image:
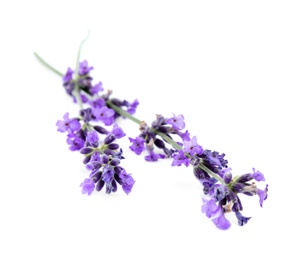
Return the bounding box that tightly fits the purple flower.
[166,114,185,130]
[80,178,95,195]
[212,212,231,230]
[202,198,231,230]
[90,151,101,162]
[118,170,135,195]
[235,212,251,226]
[86,131,99,148]
[102,166,114,183]
[127,99,139,114]
[111,124,126,139]
[172,150,190,167]
[201,198,220,218]
[214,185,229,201]
[67,136,85,151]
[92,106,115,126]
[90,81,104,95]
[79,60,93,76]
[177,130,191,141]
[73,94,88,104]
[89,98,105,108]
[56,112,81,134]
[252,168,265,182]
[145,151,166,162]
[257,184,268,207]
[183,136,203,156]
[80,108,94,123]
[63,67,74,82]
[129,137,146,155]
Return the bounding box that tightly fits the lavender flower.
[184,136,203,156]
[129,137,146,155]
[86,131,99,148]
[80,178,95,195]
[56,112,81,134]
[172,150,190,167]
[79,60,94,76]
[93,106,115,126]
[166,114,186,130]
[252,168,265,181]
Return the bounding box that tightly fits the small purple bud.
[96,179,105,191]
[110,158,121,166]
[236,174,253,183]
[154,138,166,149]
[104,134,116,144]
[104,149,116,156]
[231,182,245,193]
[107,143,119,150]
[93,125,109,135]
[100,154,109,164]
[223,172,232,184]
[83,155,92,164]
[80,147,94,154]
[114,166,124,175]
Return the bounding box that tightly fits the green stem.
[73,32,90,110]
[197,164,225,184]
[107,101,142,125]
[33,52,64,77]
[152,129,183,150]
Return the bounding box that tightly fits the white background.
[0,1,296,259]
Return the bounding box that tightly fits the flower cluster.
[56,60,137,195]
[129,113,269,229]
[129,114,192,161]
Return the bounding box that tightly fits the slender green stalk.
[198,164,225,184]
[33,52,64,77]
[152,129,183,150]
[73,32,90,110]
[107,101,142,125]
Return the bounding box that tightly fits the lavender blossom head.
[129,137,146,155]
[79,60,94,76]
[63,67,74,82]
[166,114,185,130]
[111,124,126,139]
[56,112,81,134]
[92,106,115,126]
[183,136,203,156]
[172,150,190,167]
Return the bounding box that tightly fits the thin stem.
[73,32,90,110]
[33,52,64,77]
[152,130,183,150]
[198,164,225,184]
[107,101,142,125]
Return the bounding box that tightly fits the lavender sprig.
[35,43,268,229]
